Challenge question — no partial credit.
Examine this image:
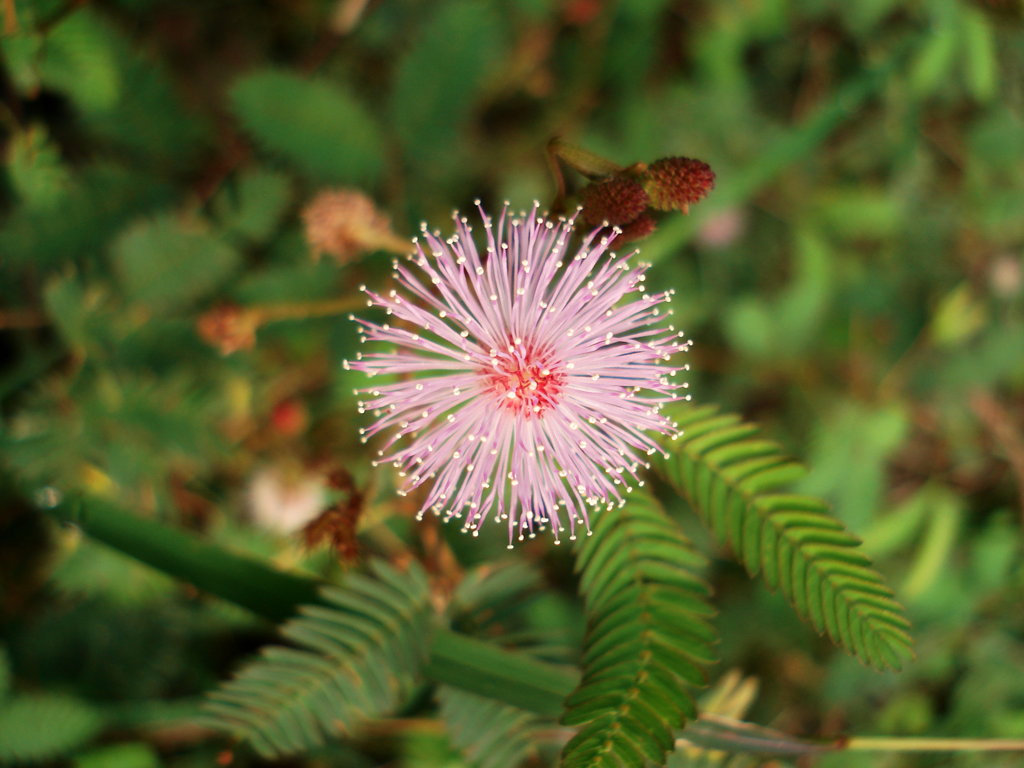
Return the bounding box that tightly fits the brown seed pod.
[579,176,650,227]
[641,157,715,213]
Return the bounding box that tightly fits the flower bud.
[616,213,657,242]
[196,304,259,355]
[580,176,650,227]
[641,157,715,213]
[301,189,410,263]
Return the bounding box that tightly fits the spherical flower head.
[641,157,715,213]
[579,177,650,228]
[302,188,411,263]
[347,203,691,546]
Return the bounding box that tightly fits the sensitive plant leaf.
[969,513,1020,593]
[83,32,210,166]
[215,167,293,244]
[42,274,96,357]
[448,561,546,641]
[401,729,467,768]
[901,487,962,601]
[722,227,833,359]
[446,562,576,664]
[0,31,43,96]
[6,126,72,210]
[930,283,987,347]
[230,69,384,184]
[73,742,161,768]
[859,489,931,560]
[0,163,175,269]
[935,323,1024,392]
[437,686,538,768]
[814,188,903,239]
[38,9,121,113]
[796,401,909,530]
[3,366,230,497]
[230,260,340,305]
[27,8,208,166]
[909,6,960,98]
[200,560,432,758]
[775,229,832,347]
[962,7,997,103]
[111,213,241,314]
[560,491,717,768]
[0,694,104,764]
[449,562,544,617]
[656,403,914,671]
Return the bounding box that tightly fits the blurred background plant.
[0,0,1023,766]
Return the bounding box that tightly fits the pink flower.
[346,203,691,546]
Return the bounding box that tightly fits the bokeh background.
[1,0,1024,766]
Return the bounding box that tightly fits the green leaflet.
[559,491,717,768]
[437,686,538,768]
[110,213,241,315]
[390,0,506,186]
[199,559,432,759]
[229,68,384,185]
[656,403,915,672]
[0,694,104,765]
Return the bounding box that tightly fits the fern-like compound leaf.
[657,404,914,671]
[200,559,432,758]
[560,491,718,768]
[437,686,539,768]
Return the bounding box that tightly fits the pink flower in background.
[346,203,690,545]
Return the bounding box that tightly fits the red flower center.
[480,344,565,418]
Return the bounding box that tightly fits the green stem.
[51,497,322,623]
[845,737,1024,752]
[426,630,577,717]
[45,496,573,716]
[255,296,365,324]
[547,137,623,180]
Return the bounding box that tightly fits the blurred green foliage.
[1,0,1023,765]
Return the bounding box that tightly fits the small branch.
[545,138,567,213]
[846,736,1024,752]
[677,713,837,756]
[254,296,364,324]
[678,715,1024,755]
[547,137,623,179]
[197,296,364,355]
